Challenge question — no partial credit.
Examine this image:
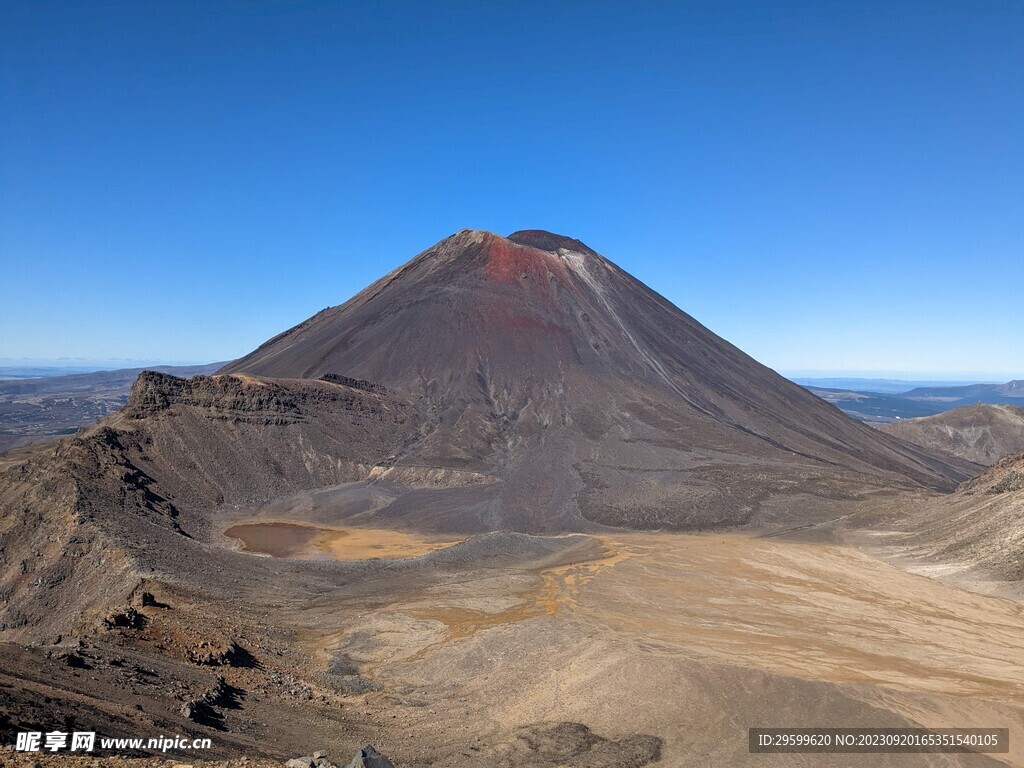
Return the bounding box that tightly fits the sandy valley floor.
[288,531,1024,766]
[6,522,1023,767]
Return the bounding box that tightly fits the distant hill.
[900,380,1024,402]
[880,404,1024,465]
[798,380,1024,424]
[789,377,986,395]
[0,362,224,452]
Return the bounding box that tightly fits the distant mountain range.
[0,362,224,452]
[789,377,998,395]
[0,360,213,379]
[796,379,1024,424]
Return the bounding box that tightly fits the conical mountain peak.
[218,229,969,530]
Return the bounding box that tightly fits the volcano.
[216,228,970,531]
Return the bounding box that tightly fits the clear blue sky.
[1,1,1021,378]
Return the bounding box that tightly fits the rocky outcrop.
[125,372,401,426]
[0,434,148,641]
[319,373,388,394]
[345,745,395,768]
[960,452,1024,495]
[889,452,1024,581]
[283,747,394,768]
[494,721,662,767]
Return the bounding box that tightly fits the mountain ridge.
[880,404,1024,465]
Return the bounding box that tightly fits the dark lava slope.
[218,229,971,531]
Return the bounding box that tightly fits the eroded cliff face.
[115,372,416,511]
